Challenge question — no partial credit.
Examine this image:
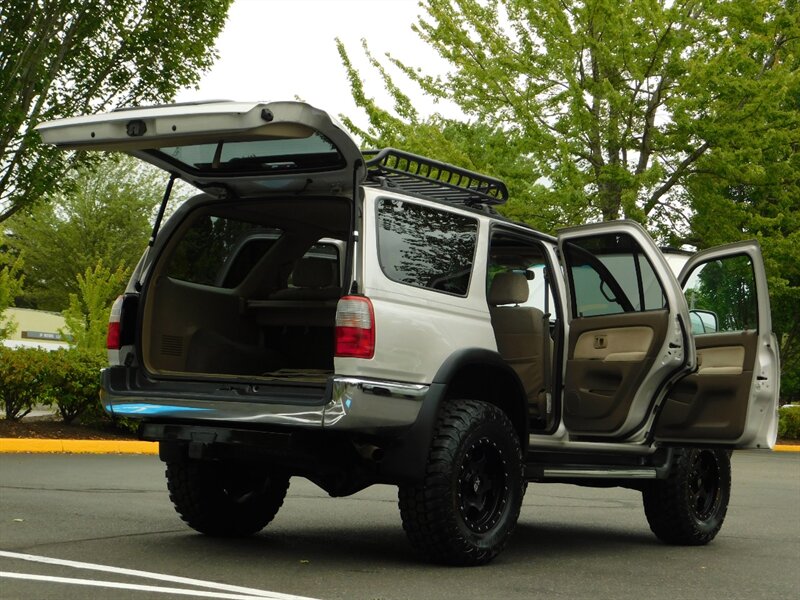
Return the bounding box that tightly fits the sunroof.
[150,132,345,174]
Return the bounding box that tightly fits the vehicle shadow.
[153,518,659,569]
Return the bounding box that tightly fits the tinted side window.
[166,214,281,287]
[376,198,478,296]
[565,233,667,317]
[683,254,757,334]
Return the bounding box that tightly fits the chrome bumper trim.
[103,376,429,431]
[324,377,428,429]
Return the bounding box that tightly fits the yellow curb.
[773,444,800,453]
[0,438,158,454]
[0,437,797,454]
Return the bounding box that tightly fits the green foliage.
[46,349,106,424]
[778,406,800,440]
[6,155,162,311]
[0,346,108,423]
[0,0,232,223]
[340,0,800,400]
[0,252,24,340]
[340,0,800,232]
[688,151,800,401]
[0,346,51,420]
[62,261,127,352]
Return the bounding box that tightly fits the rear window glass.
[376,198,478,297]
[151,132,344,174]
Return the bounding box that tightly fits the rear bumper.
[101,367,428,432]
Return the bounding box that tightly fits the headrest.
[489,272,529,306]
[291,257,336,288]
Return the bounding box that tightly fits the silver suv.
[39,101,780,565]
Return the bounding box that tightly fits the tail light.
[107,294,138,366]
[107,295,123,350]
[335,296,375,359]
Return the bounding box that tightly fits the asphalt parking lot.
[1,450,798,600]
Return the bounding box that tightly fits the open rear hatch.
[38,102,364,391]
[36,100,365,198]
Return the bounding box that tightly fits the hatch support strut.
[148,173,177,247]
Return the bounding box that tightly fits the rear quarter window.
[376,198,478,297]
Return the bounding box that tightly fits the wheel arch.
[434,348,529,451]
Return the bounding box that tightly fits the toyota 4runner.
[37,101,780,565]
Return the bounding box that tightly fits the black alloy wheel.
[398,399,524,565]
[643,448,731,545]
[458,437,508,534]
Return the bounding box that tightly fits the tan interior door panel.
[564,310,669,434]
[573,326,654,362]
[696,345,745,376]
[655,332,756,440]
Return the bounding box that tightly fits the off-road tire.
[398,399,524,565]
[165,460,290,536]
[643,448,731,545]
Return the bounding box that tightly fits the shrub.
[47,349,106,424]
[778,405,800,441]
[0,346,52,420]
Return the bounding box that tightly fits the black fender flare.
[379,348,528,483]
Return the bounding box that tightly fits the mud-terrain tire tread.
[166,460,289,536]
[398,399,524,565]
[643,448,730,545]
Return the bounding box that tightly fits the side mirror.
[689,309,718,334]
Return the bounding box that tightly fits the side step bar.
[525,464,664,482]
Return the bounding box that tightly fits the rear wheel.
[643,448,731,545]
[165,459,289,536]
[398,399,524,565]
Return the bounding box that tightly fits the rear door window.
[564,233,667,317]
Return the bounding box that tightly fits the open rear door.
[558,221,692,439]
[653,241,779,449]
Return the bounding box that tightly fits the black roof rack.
[363,148,508,207]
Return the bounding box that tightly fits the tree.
[688,160,800,402]
[0,253,24,340]
[339,0,800,234]
[61,261,128,352]
[6,155,167,311]
[340,0,800,400]
[0,0,232,222]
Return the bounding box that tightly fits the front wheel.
[398,399,524,565]
[643,448,731,545]
[165,459,290,536]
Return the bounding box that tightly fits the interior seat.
[488,272,548,422]
[270,257,341,300]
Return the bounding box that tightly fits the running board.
[527,465,658,481]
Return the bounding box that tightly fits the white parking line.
[0,572,295,600]
[0,551,320,600]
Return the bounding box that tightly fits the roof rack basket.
[363,148,508,207]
